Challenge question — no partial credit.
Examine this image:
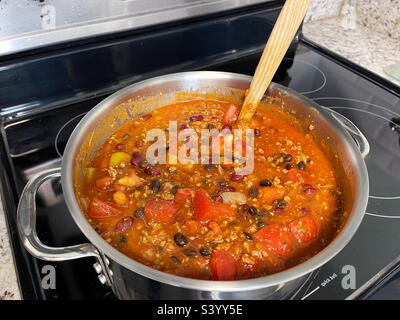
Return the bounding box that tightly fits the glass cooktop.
[2,33,400,298]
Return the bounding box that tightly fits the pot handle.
[324,107,370,158]
[17,167,100,261]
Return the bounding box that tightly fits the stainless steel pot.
[17,71,369,299]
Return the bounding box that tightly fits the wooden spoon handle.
[238,0,311,123]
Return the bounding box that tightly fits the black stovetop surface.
[2,7,400,299]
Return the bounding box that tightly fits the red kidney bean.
[135,141,143,148]
[144,167,161,176]
[115,143,124,150]
[140,114,152,121]
[179,123,188,130]
[285,164,292,170]
[211,195,223,203]
[115,216,134,233]
[189,115,204,122]
[221,124,232,135]
[230,173,247,181]
[304,186,317,195]
[218,186,236,193]
[301,208,309,215]
[130,152,143,166]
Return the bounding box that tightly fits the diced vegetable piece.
[210,250,237,280]
[113,191,127,205]
[208,221,222,235]
[258,187,286,204]
[144,199,179,223]
[223,104,239,125]
[174,188,193,204]
[194,189,235,223]
[288,216,318,244]
[85,167,96,182]
[220,192,247,205]
[95,176,114,191]
[117,169,142,187]
[253,224,293,258]
[109,152,131,167]
[286,169,310,184]
[88,198,122,218]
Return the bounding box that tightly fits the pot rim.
[61,71,369,292]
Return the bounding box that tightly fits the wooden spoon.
[238,0,311,124]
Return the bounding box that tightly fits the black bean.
[204,164,216,170]
[273,199,286,208]
[248,206,258,216]
[122,134,130,140]
[199,247,212,257]
[297,161,306,170]
[134,207,145,219]
[207,123,215,130]
[183,248,197,257]
[174,233,188,247]
[119,235,127,244]
[260,208,271,216]
[144,167,161,176]
[218,179,228,187]
[243,231,253,241]
[151,179,162,193]
[254,129,261,136]
[283,153,292,162]
[257,221,267,229]
[131,152,143,166]
[259,179,272,187]
[170,256,181,264]
[248,188,258,198]
[171,185,181,195]
[138,160,148,169]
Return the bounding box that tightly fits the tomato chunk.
[258,187,286,204]
[210,250,237,280]
[95,176,114,191]
[288,216,318,244]
[286,169,310,184]
[174,188,193,204]
[194,189,235,223]
[253,224,293,258]
[88,198,122,218]
[144,199,179,223]
[184,220,201,236]
[223,104,239,125]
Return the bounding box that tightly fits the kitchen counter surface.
[303,16,400,87]
[0,197,21,300]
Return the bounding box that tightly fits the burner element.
[281,58,327,95]
[313,98,400,202]
[55,112,87,157]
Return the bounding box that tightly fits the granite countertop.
[303,16,400,87]
[0,197,21,300]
